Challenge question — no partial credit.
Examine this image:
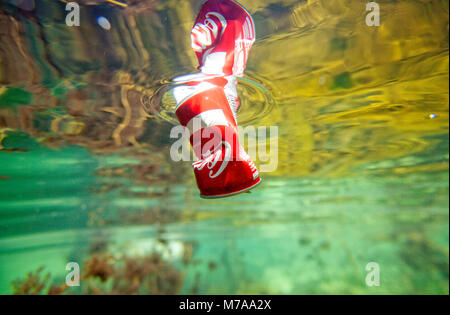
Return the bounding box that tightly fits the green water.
[0,0,448,294]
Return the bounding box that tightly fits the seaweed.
[11,267,50,295]
[11,251,183,295]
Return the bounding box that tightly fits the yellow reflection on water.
[245,0,449,177]
[0,0,448,179]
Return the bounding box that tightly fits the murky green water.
[0,0,448,294]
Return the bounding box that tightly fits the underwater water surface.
[0,0,448,294]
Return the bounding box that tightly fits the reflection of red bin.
[175,84,261,198]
